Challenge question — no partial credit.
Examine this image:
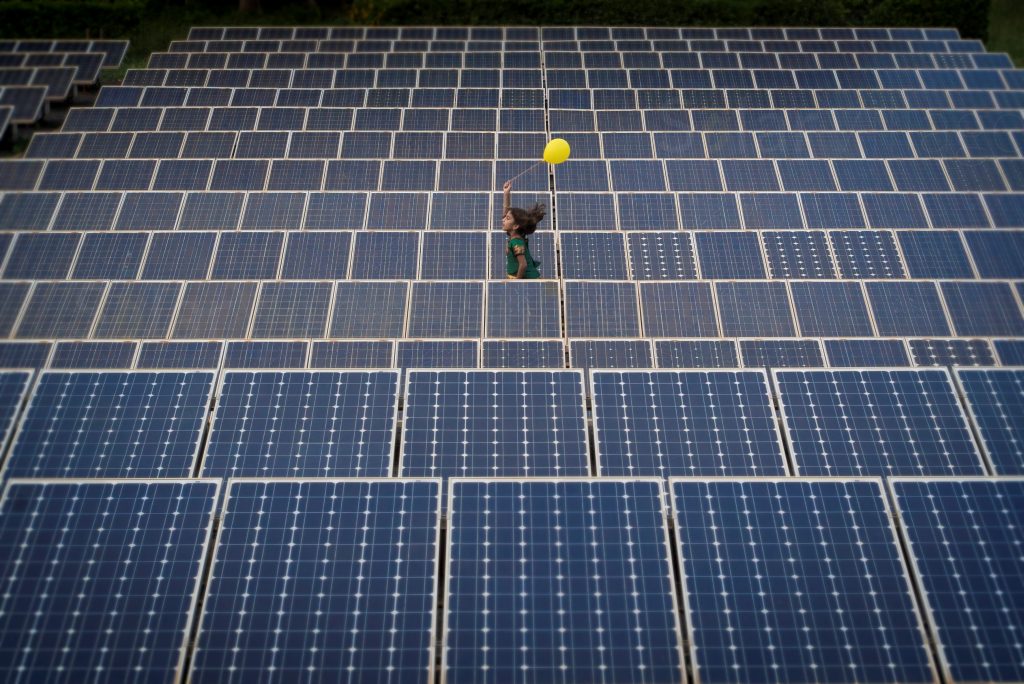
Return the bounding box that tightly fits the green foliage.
[0,0,145,39]
[348,0,989,39]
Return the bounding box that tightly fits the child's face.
[502,210,516,233]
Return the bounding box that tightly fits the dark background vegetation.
[0,0,1018,71]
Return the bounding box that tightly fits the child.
[502,180,545,279]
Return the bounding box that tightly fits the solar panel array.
[0,23,1022,684]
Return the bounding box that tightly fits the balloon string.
[504,160,544,185]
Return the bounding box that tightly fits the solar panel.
[866,281,951,337]
[400,369,589,480]
[49,340,137,369]
[761,230,837,278]
[136,341,223,369]
[824,339,912,367]
[591,369,787,476]
[350,231,419,278]
[201,370,398,478]
[420,231,487,279]
[775,368,985,476]
[716,281,796,337]
[830,229,906,278]
[172,282,257,339]
[251,281,331,338]
[190,478,440,680]
[626,231,697,280]
[790,280,874,336]
[396,340,478,369]
[407,281,483,337]
[0,479,218,682]
[559,232,629,279]
[223,340,308,369]
[639,281,718,337]
[3,370,215,478]
[444,478,684,682]
[890,478,1024,684]
[739,339,825,367]
[954,369,1024,475]
[654,339,740,368]
[672,477,937,684]
[15,281,105,339]
[908,338,997,367]
[485,280,561,338]
[564,281,640,337]
[0,369,31,453]
[941,282,1024,337]
[481,339,565,368]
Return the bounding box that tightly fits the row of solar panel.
[0,367,1021,481]
[7,155,1024,195]
[3,189,1023,233]
[1,336,1021,374]
[0,39,127,66]
[0,51,105,84]
[2,227,1022,281]
[3,476,1019,683]
[167,37,989,55]
[0,84,47,123]
[1,277,1022,341]
[188,25,963,40]
[55,104,1024,136]
[125,64,1024,90]
[83,83,1024,111]
[150,47,1009,71]
[0,66,77,101]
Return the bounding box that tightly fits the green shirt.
[506,237,541,278]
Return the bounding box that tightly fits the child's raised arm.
[503,180,511,215]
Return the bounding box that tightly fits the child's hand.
[503,180,512,192]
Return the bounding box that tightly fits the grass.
[987,0,1024,66]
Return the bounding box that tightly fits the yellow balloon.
[543,138,571,165]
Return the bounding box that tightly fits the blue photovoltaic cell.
[280,231,351,279]
[223,341,308,369]
[556,193,617,230]
[679,193,741,229]
[564,281,640,337]
[692,231,765,278]
[740,193,804,229]
[559,232,629,279]
[4,370,215,478]
[173,282,258,339]
[654,340,740,368]
[592,370,786,476]
[716,281,796,337]
[775,368,985,476]
[909,339,997,368]
[330,281,407,338]
[481,340,565,369]
[639,281,719,337]
[824,339,912,367]
[407,282,482,338]
[3,232,80,279]
[790,281,874,336]
[211,231,283,280]
[955,369,1024,474]
[202,370,399,478]
[15,282,105,340]
[762,230,837,279]
[420,232,487,279]
[251,281,331,338]
[830,230,906,278]
[617,192,680,229]
[0,479,218,683]
[626,232,697,279]
[739,339,825,368]
[400,370,589,480]
[0,370,31,451]
[141,231,216,280]
[672,478,936,684]
[941,282,1024,337]
[897,231,975,279]
[486,281,561,338]
[0,342,50,370]
[136,341,223,369]
[396,341,478,370]
[569,339,654,371]
[890,478,1024,684]
[49,341,137,369]
[444,479,684,683]
[304,192,366,229]
[350,231,419,279]
[190,479,440,682]
[866,281,951,337]
[963,231,1024,278]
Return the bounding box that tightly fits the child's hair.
[507,203,546,235]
